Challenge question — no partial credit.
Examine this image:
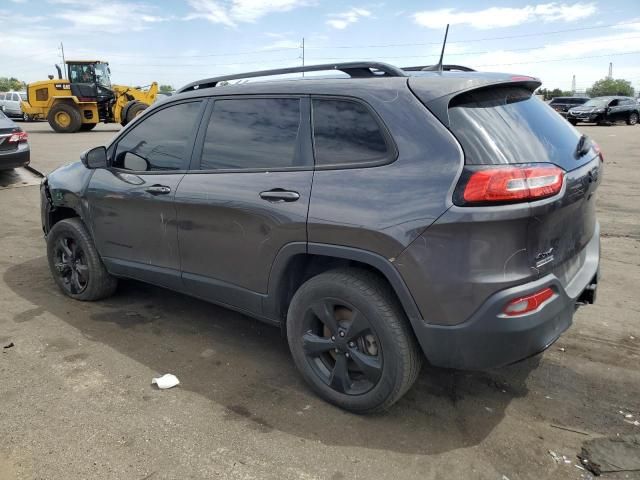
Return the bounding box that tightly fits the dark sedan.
[568,96,639,125]
[0,110,30,171]
[549,96,588,117]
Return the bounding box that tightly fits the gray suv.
[41,62,601,412]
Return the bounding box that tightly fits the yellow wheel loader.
[21,61,158,133]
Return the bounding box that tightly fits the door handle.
[259,189,300,202]
[145,185,171,195]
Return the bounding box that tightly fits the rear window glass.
[449,86,581,166]
[312,99,389,167]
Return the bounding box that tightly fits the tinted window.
[449,86,582,168]
[200,98,302,170]
[12,93,20,101]
[0,94,4,101]
[312,99,388,166]
[114,102,201,171]
[20,94,26,101]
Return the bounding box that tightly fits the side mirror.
[80,146,108,169]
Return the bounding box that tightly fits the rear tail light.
[592,141,604,162]
[8,130,28,144]
[455,164,564,205]
[502,287,554,317]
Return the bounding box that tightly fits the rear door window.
[312,98,390,167]
[448,86,586,169]
[199,97,303,170]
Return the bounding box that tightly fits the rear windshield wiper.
[575,134,591,158]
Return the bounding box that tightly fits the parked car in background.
[0,91,29,121]
[568,96,639,125]
[0,110,30,170]
[549,96,589,117]
[40,62,601,413]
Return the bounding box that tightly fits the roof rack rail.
[403,64,476,72]
[177,62,407,93]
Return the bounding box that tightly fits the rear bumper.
[415,224,600,370]
[0,144,30,170]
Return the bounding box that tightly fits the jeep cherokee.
[41,62,601,413]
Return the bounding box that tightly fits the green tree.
[535,87,572,100]
[0,77,26,92]
[587,78,635,97]
[159,84,174,93]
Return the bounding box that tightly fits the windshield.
[94,63,111,88]
[20,94,27,101]
[583,98,608,108]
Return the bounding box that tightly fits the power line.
[65,19,640,60]
[475,50,640,67]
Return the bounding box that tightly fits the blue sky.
[1,0,639,93]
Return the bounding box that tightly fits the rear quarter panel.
[307,81,463,259]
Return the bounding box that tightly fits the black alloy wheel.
[52,236,89,295]
[46,218,117,301]
[301,298,382,395]
[287,269,422,413]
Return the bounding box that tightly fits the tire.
[47,103,82,133]
[287,268,422,413]
[568,119,577,126]
[46,218,117,301]
[125,101,148,124]
[22,112,30,122]
[79,123,97,131]
[627,112,638,125]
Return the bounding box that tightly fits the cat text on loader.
[21,61,158,133]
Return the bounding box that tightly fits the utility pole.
[59,42,66,78]
[608,62,613,79]
[301,37,305,77]
[571,74,576,95]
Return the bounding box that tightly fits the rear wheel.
[46,218,117,301]
[48,103,82,133]
[627,112,638,125]
[22,112,30,122]
[79,123,97,131]
[287,269,422,413]
[125,101,148,124]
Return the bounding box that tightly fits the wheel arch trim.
[263,242,423,326]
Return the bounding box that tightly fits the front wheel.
[627,112,639,125]
[47,218,117,301]
[568,119,578,126]
[287,269,422,413]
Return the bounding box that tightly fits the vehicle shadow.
[4,256,538,455]
[0,168,41,189]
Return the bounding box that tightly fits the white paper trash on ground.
[152,373,180,389]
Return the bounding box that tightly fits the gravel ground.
[0,120,638,480]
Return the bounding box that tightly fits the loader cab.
[66,60,115,122]
[67,61,112,89]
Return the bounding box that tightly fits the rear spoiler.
[409,76,542,127]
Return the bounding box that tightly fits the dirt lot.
[0,121,639,480]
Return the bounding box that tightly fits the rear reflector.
[502,287,554,317]
[460,165,564,205]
